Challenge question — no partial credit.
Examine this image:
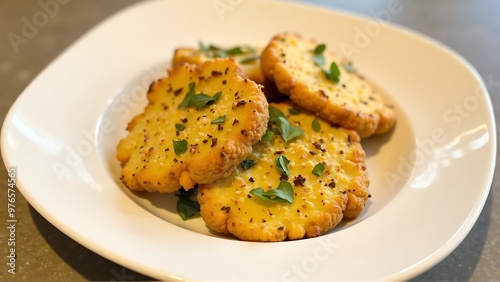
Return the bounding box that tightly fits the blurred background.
[0,0,498,281]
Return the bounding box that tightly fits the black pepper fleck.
[174,88,183,96]
[211,138,218,147]
[236,100,247,107]
[211,70,222,76]
[312,142,326,152]
[293,175,306,186]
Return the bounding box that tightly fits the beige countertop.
[1,0,498,281]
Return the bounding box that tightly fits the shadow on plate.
[361,123,397,159]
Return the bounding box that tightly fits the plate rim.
[1,0,496,280]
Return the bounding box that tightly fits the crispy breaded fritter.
[198,101,369,241]
[117,58,269,193]
[261,32,396,138]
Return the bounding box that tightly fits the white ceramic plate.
[1,0,496,280]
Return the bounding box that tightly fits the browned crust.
[260,32,396,138]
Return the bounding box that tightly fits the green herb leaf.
[249,181,294,204]
[312,44,341,83]
[225,46,245,56]
[201,43,228,58]
[210,115,226,124]
[175,188,200,220]
[260,130,275,142]
[173,139,188,155]
[187,91,222,108]
[178,82,196,109]
[241,159,257,170]
[199,42,255,59]
[328,62,341,83]
[177,198,200,220]
[318,62,341,83]
[198,41,209,53]
[312,163,325,177]
[241,45,256,53]
[313,56,325,66]
[342,63,356,73]
[276,116,304,144]
[175,123,186,131]
[313,44,326,66]
[312,117,321,132]
[207,44,220,51]
[216,50,228,58]
[314,44,326,55]
[268,105,286,123]
[239,55,259,64]
[275,155,290,177]
[289,108,301,115]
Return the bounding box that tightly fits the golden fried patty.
[117,58,269,193]
[198,101,369,241]
[261,32,396,138]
